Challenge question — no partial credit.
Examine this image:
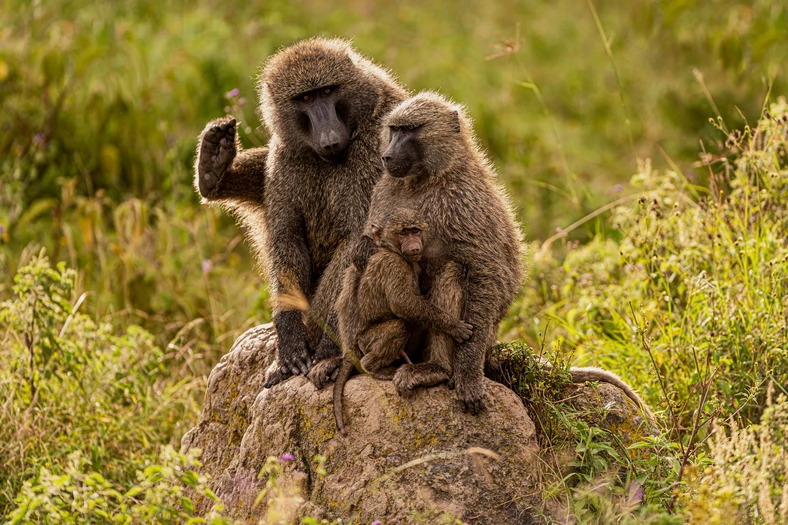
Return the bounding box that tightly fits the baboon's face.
[372,222,425,263]
[382,125,424,178]
[293,85,351,163]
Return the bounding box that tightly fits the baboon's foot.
[393,363,449,397]
[456,375,486,415]
[308,356,343,389]
[196,117,237,197]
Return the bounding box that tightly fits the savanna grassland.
[2,0,788,523]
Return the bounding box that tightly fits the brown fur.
[193,38,408,383]
[330,209,473,435]
[364,92,526,414]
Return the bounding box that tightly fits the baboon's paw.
[308,356,342,389]
[393,364,418,397]
[197,117,237,197]
[457,380,486,415]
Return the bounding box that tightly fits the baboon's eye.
[391,125,400,133]
[324,88,332,95]
[303,94,310,101]
[405,124,421,132]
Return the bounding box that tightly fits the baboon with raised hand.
[192,38,408,385]
[358,92,525,414]
[327,209,473,435]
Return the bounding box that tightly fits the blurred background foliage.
[2,0,788,521]
[2,0,786,352]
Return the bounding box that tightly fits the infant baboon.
[331,209,473,435]
[358,92,525,414]
[193,38,408,386]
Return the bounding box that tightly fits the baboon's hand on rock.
[456,376,486,415]
[276,336,312,378]
[196,117,237,197]
[265,312,313,387]
[450,321,474,343]
[263,366,291,388]
[308,356,342,389]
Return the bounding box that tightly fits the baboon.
[193,38,408,385]
[357,92,525,414]
[328,209,473,435]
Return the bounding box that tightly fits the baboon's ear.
[451,111,461,133]
[371,224,383,246]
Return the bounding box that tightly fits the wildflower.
[371,521,382,525]
[239,97,247,105]
[201,259,213,273]
[614,184,623,192]
[225,88,240,98]
[279,453,295,463]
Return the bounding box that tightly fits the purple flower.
[581,273,591,280]
[225,88,240,99]
[371,521,382,525]
[279,453,294,463]
[201,259,213,273]
[614,184,623,192]
[555,227,563,234]
[33,133,46,146]
[238,97,247,105]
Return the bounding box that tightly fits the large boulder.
[181,324,652,523]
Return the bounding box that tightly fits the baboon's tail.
[333,358,356,437]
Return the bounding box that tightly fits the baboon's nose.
[320,130,342,152]
[382,154,392,162]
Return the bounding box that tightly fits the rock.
[182,324,653,523]
[180,323,278,488]
[182,324,542,523]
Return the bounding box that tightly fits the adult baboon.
[359,92,525,414]
[328,209,473,435]
[193,38,408,385]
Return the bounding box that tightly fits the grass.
[2,0,788,522]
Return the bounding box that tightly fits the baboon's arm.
[201,147,268,206]
[383,266,469,339]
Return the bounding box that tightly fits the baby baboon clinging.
[193,38,408,386]
[330,209,473,435]
[358,92,525,414]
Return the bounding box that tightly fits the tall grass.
[2,0,788,522]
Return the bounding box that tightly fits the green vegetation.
[2,0,788,522]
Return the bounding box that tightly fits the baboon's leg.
[424,260,464,373]
[392,261,463,396]
[307,239,350,362]
[358,319,408,373]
